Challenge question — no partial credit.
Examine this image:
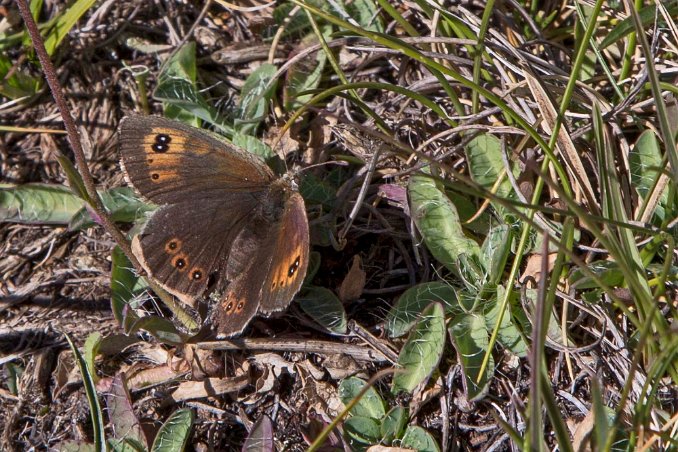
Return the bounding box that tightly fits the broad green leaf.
[408,174,483,283]
[0,183,82,224]
[154,43,227,131]
[480,224,512,285]
[386,281,459,338]
[401,426,440,452]
[629,130,667,221]
[42,0,96,55]
[125,315,187,345]
[343,416,381,448]
[151,408,194,452]
[231,132,275,160]
[449,313,493,401]
[338,377,386,419]
[464,134,515,219]
[569,260,625,290]
[70,187,154,230]
[380,406,408,445]
[110,246,147,325]
[483,285,528,357]
[298,286,347,334]
[235,63,278,135]
[392,302,445,394]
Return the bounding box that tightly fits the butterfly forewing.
[119,116,274,204]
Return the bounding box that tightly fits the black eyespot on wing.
[288,256,301,277]
[152,134,171,153]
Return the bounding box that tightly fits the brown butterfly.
[118,115,309,337]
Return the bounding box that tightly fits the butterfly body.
[119,115,309,337]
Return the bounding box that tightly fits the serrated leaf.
[408,174,484,283]
[338,377,386,419]
[298,286,347,334]
[392,302,445,394]
[400,426,440,452]
[449,313,493,401]
[0,183,83,224]
[386,281,459,338]
[151,408,194,452]
[231,132,275,160]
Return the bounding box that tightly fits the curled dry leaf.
[519,252,558,284]
[339,255,366,302]
[170,374,249,402]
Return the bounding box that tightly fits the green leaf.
[64,333,105,452]
[110,246,147,325]
[480,224,512,285]
[151,408,194,452]
[569,260,625,290]
[343,416,381,448]
[125,316,187,345]
[464,134,515,219]
[392,302,446,394]
[284,28,330,110]
[408,174,484,283]
[449,313,493,401]
[629,130,667,221]
[599,5,678,49]
[231,132,275,160]
[42,0,97,55]
[400,426,440,452]
[154,43,227,131]
[298,286,347,334]
[483,285,528,357]
[235,63,278,135]
[380,406,408,444]
[386,281,459,338]
[0,183,83,224]
[0,55,42,98]
[338,377,386,419]
[70,187,154,230]
[346,0,384,32]
[83,332,102,384]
